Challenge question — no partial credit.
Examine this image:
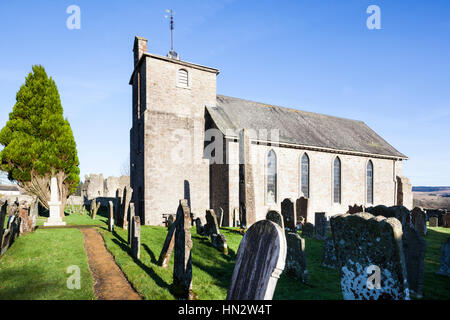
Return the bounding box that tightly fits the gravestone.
[226,220,287,300]
[122,186,133,230]
[167,214,176,228]
[444,213,450,228]
[211,233,228,255]
[158,218,178,268]
[108,201,114,232]
[204,209,220,236]
[194,218,206,236]
[402,225,426,298]
[44,177,66,226]
[331,212,410,300]
[90,200,100,219]
[281,198,296,230]
[412,207,427,236]
[296,197,308,223]
[173,200,196,299]
[238,129,256,228]
[429,217,438,227]
[131,216,140,259]
[0,201,7,238]
[217,207,224,227]
[266,210,284,230]
[285,232,308,284]
[30,199,39,230]
[322,236,338,269]
[436,238,450,277]
[390,206,412,229]
[18,204,32,235]
[347,204,365,214]
[128,203,135,244]
[315,212,327,240]
[114,189,123,227]
[302,222,314,238]
[232,207,239,227]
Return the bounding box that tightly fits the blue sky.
[0,0,449,186]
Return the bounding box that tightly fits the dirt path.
[81,228,142,300]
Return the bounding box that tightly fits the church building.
[129,36,412,226]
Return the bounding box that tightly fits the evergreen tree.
[0,65,80,217]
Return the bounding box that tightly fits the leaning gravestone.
[227,220,287,300]
[266,210,284,230]
[204,209,220,237]
[108,201,114,232]
[429,217,438,227]
[173,200,196,299]
[281,198,296,230]
[302,222,314,238]
[331,212,410,300]
[436,238,450,277]
[285,232,308,284]
[322,236,339,269]
[194,218,206,236]
[158,218,178,268]
[412,207,427,236]
[402,225,426,298]
[314,212,327,240]
[167,214,176,228]
[211,233,228,255]
[131,216,140,259]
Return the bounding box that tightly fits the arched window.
[267,150,277,204]
[333,157,341,204]
[178,69,189,87]
[301,153,310,198]
[367,160,374,204]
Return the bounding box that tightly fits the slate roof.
[206,95,407,159]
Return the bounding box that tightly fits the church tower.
[129,36,219,225]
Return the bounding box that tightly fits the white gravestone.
[44,177,66,226]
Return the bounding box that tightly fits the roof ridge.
[216,94,364,124]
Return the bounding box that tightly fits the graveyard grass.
[0,228,95,300]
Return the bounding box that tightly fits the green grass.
[101,225,450,300]
[36,206,108,227]
[0,228,95,300]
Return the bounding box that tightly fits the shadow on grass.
[142,243,158,264]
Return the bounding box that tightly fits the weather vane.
[165,9,179,60]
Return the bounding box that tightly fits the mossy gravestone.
[315,212,327,240]
[412,207,427,236]
[429,217,438,227]
[402,225,426,298]
[227,220,286,300]
[331,212,410,300]
[322,236,338,269]
[285,232,308,283]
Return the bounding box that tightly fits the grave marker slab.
[315,212,327,240]
[131,216,140,259]
[429,217,438,227]
[173,200,196,299]
[226,220,287,300]
[436,238,450,277]
[402,225,426,298]
[302,222,314,238]
[158,218,178,268]
[204,209,220,236]
[108,201,114,232]
[281,198,296,230]
[128,203,135,244]
[322,236,339,269]
[266,210,284,230]
[285,232,308,283]
[412,207,427,236]
[296,197,308,223]
[331,212,410,300]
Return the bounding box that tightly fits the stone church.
[129,36,412,226]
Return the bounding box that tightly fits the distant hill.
[413,186,450,192]
[413,186,450,210]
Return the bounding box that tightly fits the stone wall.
[81,174,130,202]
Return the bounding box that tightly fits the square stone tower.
[129,36,219,225]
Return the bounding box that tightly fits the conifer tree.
[0,65,80,217]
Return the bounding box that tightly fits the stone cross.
[158,217,178,268]
[44,177,66,226]
[173,199,196,299]
[128,203,135,244]
[314,212,327,240]
[321,236,338,269]
[331,212,410,300]
[436,238,450,277]
[402,225,426,298]
[131,216,140,259]
[266,210,284,230]
[226,220,287,300]
[285,232,308,284]
[281,198,296,230]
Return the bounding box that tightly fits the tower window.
[178,69,189,87]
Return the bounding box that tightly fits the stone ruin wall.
[81,174,130,203]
